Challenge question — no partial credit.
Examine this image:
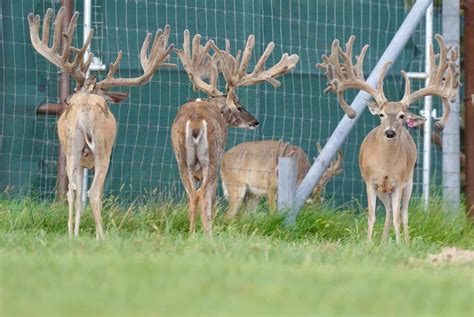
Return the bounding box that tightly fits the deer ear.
[101,91,129,103]
[405,110,426,128]
[367,101,380,115]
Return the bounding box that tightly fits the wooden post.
[464,0,474,217]
[55,0,73,201]
[278,157,297,224]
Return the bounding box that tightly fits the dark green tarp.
[0,0,445,203]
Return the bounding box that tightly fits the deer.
[220,140,343,217]
[28,7,174,239]
[172,30,299,236]
[317,34,460,243]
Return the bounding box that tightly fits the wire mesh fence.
[0,0,447,205]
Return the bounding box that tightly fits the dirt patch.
[426,247,474,265]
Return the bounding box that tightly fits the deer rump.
[58,95,116,171]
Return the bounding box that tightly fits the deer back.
[221,140,310,194]
[58,92,117,169]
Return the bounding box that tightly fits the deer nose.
[385,129,396,139]
[249,120,259,129]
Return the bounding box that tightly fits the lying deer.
[29,7,174,239]
[318,34,459,243]
[220,140,343,217]
[172,31,299,236]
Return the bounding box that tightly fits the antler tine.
[51,7,64,51]
[433,34,449,86]
[214,34,299,90]
[237,35,255,79]
[70,29,94,71]
[317,35,388,119]
[339,36,355,78]
[61,12,79,65]
[376,60,392,101]
[143,25,175,71]
[41,8,52,46]
[354,44,369,79]
[176,30,223,96]
[324,149,343,178]
[28,7,93,89]
[400,70,411,106]
[253,41,274,74]
[106,51,122,80]
[96,25,176,90]
[400,34,460,130]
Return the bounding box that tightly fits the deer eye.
[399,114,405,119]
[379,113,384,118]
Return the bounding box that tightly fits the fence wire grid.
[0,0,447,205]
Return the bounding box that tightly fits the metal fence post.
[442,0,461,212]
[278,157,297,223]
[287,0,434,222]
[422,3,433,210]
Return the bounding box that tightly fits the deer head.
[317,34,460,134]
[175,30,299,128]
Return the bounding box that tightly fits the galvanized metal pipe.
[442,0,461,212]
[288,0,434,220]
[422,3,433,210]
[82,0,92,206]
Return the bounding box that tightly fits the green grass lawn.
[1,197,473,316]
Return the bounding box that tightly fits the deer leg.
[267,189,278,212]
[207,182,217,236]
[198,181,216,238]
[66,163,76,239]
[65,139,83,239]
[245,195,260,213]
[401,180,413,244]
[376,192,392,242]
[88,157,110,240]
[391,186,402,244]
[188,194,199,235]
[366,183,377,243]
[198,190,210,237]
[196,161,216,237]
[226,185,247,219]
[180,170,198,235]
[74,166,85,237]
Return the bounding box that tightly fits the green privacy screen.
[0,0,444,203]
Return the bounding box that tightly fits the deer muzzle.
[384,129,396,139]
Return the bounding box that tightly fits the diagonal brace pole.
[286,0,434,224]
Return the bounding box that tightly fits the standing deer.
[28,7,174,239]
[220,140,343,217]
[318,34,459,243]
[172,30,299,236]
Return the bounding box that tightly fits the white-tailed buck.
[172,30,299,236]
[318,34,459,243]
[220,140,343,217]
[29,7,174,239]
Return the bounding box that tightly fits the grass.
[0,197,473,316]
